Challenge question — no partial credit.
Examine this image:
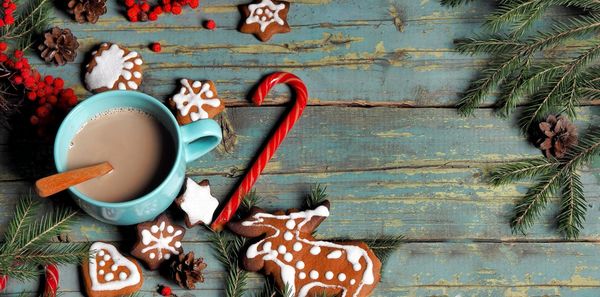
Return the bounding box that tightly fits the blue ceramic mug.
[54,91,222,225]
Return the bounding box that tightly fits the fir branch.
[17,207,79,252]
[557,169,586,239]
[364,235,405,265]
[305,184,328,209]
[511,171,566,234]
[241,190,262,212]
[484,0,547,35]
[440,0,476,6]
[1,262,40,281]
[1,0,53,52]
[14,243,90,265]
[1,193,40,253]
[209,231,248,297]
[488,157,560,186]
[454,35,526,55]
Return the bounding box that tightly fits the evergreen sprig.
[305,183,328,209]
[0,0,53,51]
[444,0,600,238]
[0,193,90,281]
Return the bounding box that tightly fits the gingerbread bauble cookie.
[176,178,220,227]
[82,242,143,297]
[168,79,225,125]
[84,43,143,93]
[228,200,381,297]
[131,214,186,270]
[240,0,291,42]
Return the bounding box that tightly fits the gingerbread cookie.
[82,242,143,297]
[131,214,186,270]
[228,200,381,297]
[176,178,220,227]
[84,43,144,93]
[168,79,225,125]
[240,0,291,42]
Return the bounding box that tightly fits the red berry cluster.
[0,0,16,27]
[125,0,199,22]
[0,42,77,132]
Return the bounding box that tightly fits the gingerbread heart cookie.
[82,242,143,297]
[167,79,225,125]
[131,214,186,270]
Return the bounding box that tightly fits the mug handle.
[180,119,223,164]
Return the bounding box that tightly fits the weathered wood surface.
[1,0,600,296]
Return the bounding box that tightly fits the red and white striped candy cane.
[211,72,308,231]
[44,264,59,297]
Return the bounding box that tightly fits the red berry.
[47,95,58,105]
[14,49,23,59]
[148,12,158,21]
[36,106,50,118]
[63,88,75,97]
[150,42,161,52]
[204,19,216,30]
[171,4,182,14]
[153,6,163,14]
[159,285,172,296]
[13,75,23,85]
[141,2,150,11]
[163,3,171,12]
[30,115,39,125]
[129,15,139,22]
[5,15,13,25]
[162,0,171,4]
[27,92,37,101]
[124,0,135,7]
[0,42,7,51]
[44,75,54,84]
[189,0,199,8]
[67,96,78,107]
[53,77,64,89]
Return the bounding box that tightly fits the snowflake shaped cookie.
[131,214,185,270]
[176,178,220,227]
[84,43,144,93]
[168,79,225,125]
[240,0,291,42]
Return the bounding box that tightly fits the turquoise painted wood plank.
[0,164,598,241]
[1,107,598,181]
[6,242,600,296]
[21,1,583,106]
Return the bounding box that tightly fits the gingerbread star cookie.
[240,0,291,42]
[84,43,144,93]
[167,79,225,126]
[131,214,186,270]
[176,178,220,227]
[82,242,143,297]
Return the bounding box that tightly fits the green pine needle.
[364,235,405,265]
[557,169,586,239]
[1,0,53,52]
[1,193,40,253]
[209,231,248,297]
[305,184,328,209]
[488,157,560,186]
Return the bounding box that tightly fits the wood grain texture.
[1,0,599,296]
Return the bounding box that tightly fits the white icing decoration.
[284,253,293,262]
[293,242,302,251]
[286,220,295,229]
[179,178,219,225]
[164,253,171,260]
[134,58,143,65]
[122,71,132,80]
[172,80,221,122]
[118,82,126,90]
[299,272,306,280]
[140,220,183,261]
[284,231,293,241]
[310,246,321,255]
[325,271,334,280]
[98,261,105,267]
[98,270,104,275]
[175,241,182,248]
[88,242,141,292]
[353,263,361,271]
[239,205,376,297]
[149,253,155,259]
[85,44,140,90]
[119,272,127,280]
[246,0,286,32]
[133,71,142,78]
[105,273,114,281]
[98,250,105,256]
[103,254,111,261]
[167,226,174,233]
[127,81,138,89]
[111,264,118,272]
[278,245,287,254]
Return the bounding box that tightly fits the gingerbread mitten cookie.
[228,201,382,297]
[240,0,291,42]
[131,214,186,270]
[84,43,144,93]
[82,242,143,297]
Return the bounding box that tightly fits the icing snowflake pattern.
[85,43,141,90]
[172,79,222,122]
[246,0,286,32]
[140,220,184,261]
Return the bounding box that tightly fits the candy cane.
[211,72,308,231]
[0,274,6,292]
[44,264,59,297]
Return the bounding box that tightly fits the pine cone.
[537,114,578,158]
[168,252,207,289]
[38,27,79,66]
[67,0,107,24]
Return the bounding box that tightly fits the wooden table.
[2,0,600,296]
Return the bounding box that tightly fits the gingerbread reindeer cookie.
[82,242,143,297]
[167,79,225,126]
[228,200,381,297]
[131,214,186,270]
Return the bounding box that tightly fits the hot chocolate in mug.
[54,91,222,225]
